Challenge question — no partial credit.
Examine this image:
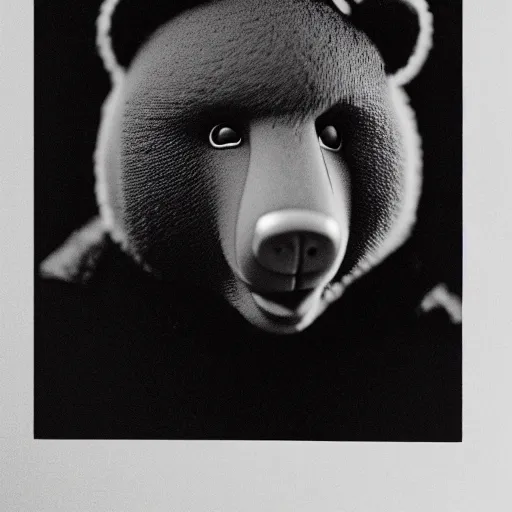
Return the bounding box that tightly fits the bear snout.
[252,209,341,288]
[232,119,351,296]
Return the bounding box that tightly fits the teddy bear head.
[94,0,433,333]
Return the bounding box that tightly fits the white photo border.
[1,0,511,510]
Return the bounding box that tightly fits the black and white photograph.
[2,0,512,510]
[34,0,462,441]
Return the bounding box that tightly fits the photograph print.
[35,0,462,441]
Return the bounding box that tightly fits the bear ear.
[97,0,209,82]
[98,0,432,86]
[333,0,433,85]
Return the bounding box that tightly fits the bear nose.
[252,210,341,276]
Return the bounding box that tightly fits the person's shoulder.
[39,216,123,285]
[37,216,168,336]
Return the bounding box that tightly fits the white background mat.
[1,0,511,509]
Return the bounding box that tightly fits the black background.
[35,0,462,440]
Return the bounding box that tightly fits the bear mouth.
[251,289,320,324]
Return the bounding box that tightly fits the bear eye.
[318,125,342,152]
[209,124,242,149]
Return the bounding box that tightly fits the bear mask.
[47,0,434,334]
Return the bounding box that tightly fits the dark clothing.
[35,234,461,441]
